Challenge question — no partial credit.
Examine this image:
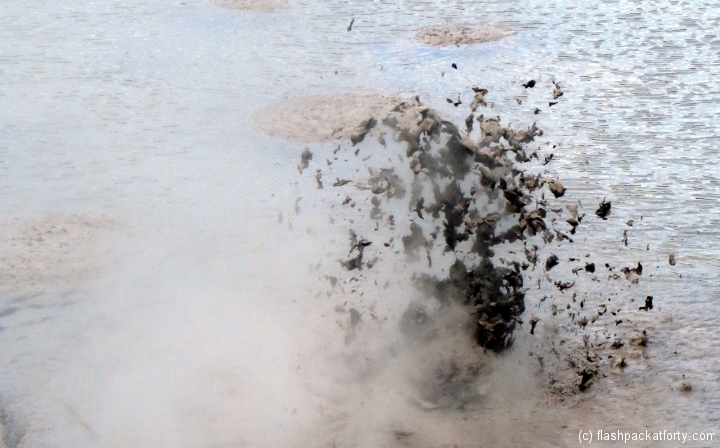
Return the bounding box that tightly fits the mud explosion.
[285,88,660,412]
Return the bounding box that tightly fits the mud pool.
[0,0,719,446]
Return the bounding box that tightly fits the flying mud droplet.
[297,148,313,174]
[545,254,559,271]
[595,198,611,220]
[639,296,653,311]
[469,88,489,112]
[543,177,565,198]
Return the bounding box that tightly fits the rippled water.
[1,0,719,446]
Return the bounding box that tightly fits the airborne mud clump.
[415,23,514,47]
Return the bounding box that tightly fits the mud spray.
[249,89,664,447]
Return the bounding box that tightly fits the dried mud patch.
[215,0,287,12]
[415,23,514,47]
[255,93,403,142]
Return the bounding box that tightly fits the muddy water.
[0,0,719,446]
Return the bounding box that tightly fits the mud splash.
[281,85,662,433]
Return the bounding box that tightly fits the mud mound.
[215,0,287,12]
[415,23,514,47]
[255,94,401,142]
[0,214,115,293]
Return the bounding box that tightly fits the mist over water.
[1,0,719,446]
